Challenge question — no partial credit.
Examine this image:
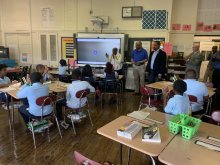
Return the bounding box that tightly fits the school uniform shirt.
[17,83,52,116]
[0,76,11,84]
[150,49,160,69]
[164,94,190,115]
[184,79,208,112]
[108,53,122,70]
[66,80,95,109]
[103,71,118,79]
[58,66,68,75]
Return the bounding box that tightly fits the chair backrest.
[83,76,93,85]
[36,95,56,106]
[140,86,155,96]
[74,151,102,165]
[211,111,220,124]
[76,89,90,98]
[188,95,198,103]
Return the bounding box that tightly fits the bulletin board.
[61,37,75,59]
[127,38,165,62]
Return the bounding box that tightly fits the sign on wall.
[61,37,74,59]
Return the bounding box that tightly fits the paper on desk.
[10,82,21,89]
[0,86,16,92]
[196,141,220,152]
[127,111,150,120]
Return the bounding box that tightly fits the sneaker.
[67,114,81,123]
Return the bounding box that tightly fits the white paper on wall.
[41,7,54,27]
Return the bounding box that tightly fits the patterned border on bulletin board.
[142,10,168,29]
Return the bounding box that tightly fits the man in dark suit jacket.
[147,41,167,83]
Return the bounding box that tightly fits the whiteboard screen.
[77,38,121,65]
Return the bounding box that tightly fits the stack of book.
[142,124,161,143]
[117,121,142,140]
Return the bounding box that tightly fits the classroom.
[0,0,220,165]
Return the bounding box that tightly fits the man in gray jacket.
[185,44,204,79]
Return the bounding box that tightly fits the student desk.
[97,109,174,165]
[159,122,220,165]
[145,81,173,90]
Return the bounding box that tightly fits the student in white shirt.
[17,72,52,124]
[184,69,209,115]
[58,59,69,76]
[36,64,53,81]
[0,64,17,102]
[106,48,122,74]
[163,80,190,115]
[56,69,95,121]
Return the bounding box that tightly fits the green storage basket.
[168,114,182,134]
[168,114,201,140]
[181,117,201,140]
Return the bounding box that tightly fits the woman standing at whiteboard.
[106,48,122,75]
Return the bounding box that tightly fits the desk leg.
[119,143,122,165]
[150,156,156,165]
[127,147,131,165]
[11,98,15,127]
[7,102,12,131]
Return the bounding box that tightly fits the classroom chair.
[100,79,121,111]
[139,86,163,110]
[29,95,62,148]
[59,75,70,83]
[188,95,197,115]
[74,151,102,165]
[188,95,211,117]
[63,89,93,134]
[201,110,220,125]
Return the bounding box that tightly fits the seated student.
[36,64,53,81]
[59,59,69,76]
[82,64,94,85]
[17,72,52,124]
[184,69,209,115]
[104,62,118,80]
[0,64,17,102]
[163,80,190,115]
[56,69,95,122]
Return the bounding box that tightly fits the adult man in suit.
[185,44,204,79]
[147,41,167,83]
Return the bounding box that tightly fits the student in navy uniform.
[163,79,190,115]
[36,64,53,81]
[103,62,118,80]
[17,72,52,124]
[82,64,94,86]
[0,64,17,102]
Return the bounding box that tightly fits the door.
[39,33,58,67]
